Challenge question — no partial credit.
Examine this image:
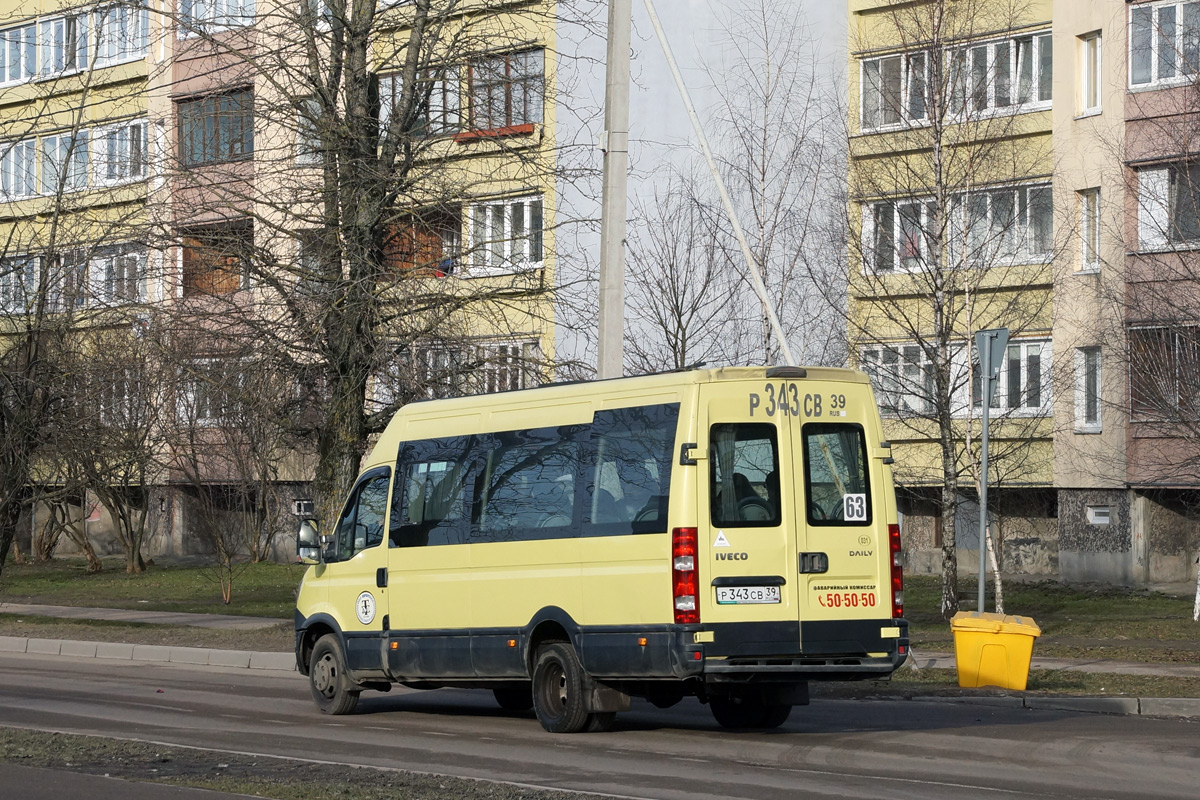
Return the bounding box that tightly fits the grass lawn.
[903,575,1199,663]
[0,557,305,619]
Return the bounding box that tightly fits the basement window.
[1086,505,1111,525]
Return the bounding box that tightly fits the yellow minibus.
[295,366,908,732]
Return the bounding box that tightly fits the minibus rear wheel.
[532,643,590,733]
[710,697,792,729]
[309,634,360,715]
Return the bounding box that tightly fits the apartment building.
[1,0,560,561]
[848,0,1199,586]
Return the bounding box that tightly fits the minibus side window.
[474,427,583,542]
[710,423,781,527]
[332,468,391,560]
[392,436,475,547]
[584,403,679,537]
[802,423,871,526]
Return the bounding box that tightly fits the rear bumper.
[584,618,908,683]
[696,617,908,682]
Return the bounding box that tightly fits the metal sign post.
[975,327,1009,612]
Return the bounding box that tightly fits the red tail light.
[888,523,904,618]
[672,527,699,624]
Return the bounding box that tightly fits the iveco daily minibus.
[294,366,908,732]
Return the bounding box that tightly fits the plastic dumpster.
[950,611,1041,690]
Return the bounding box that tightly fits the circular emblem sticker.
[355,591,376,625]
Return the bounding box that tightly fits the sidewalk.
[0,602,285,630]
[1,602,1199,720]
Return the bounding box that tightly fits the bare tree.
[625,170,742,372]
[847,0,1064,616]
[623,0,845,374]
[136,0,573,530]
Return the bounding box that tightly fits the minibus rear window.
[802,423,871,526]
[710,423,781,528]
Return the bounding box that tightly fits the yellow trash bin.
[950,611,1041,690]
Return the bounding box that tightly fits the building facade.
[848,0,1200,586]
[1,0,560,562]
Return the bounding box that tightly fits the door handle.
[798,552,828,574]
[376,567,388,588]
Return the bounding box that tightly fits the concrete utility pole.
[597,0,632,379]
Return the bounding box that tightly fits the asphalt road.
[1,651,1196,800]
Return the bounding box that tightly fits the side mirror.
[297,519,322,564]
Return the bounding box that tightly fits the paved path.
[0,602,285,630]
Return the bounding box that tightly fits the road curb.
[0,635,296,673]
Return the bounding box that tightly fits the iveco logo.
[715,552,749,561]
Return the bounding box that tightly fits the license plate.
[716,586,781,604]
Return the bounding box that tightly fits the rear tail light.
[672,527,699,624]
[888,523,904,618]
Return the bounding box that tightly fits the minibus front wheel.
[309,634,360,715]
[531,642,592,733]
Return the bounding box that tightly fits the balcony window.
[0,24,36,84]
[467,49,544,132]
[1137,162,1200,249]
[179,0,255,35]
[178,90,254,166]
[1,139,36,199]
[39,13,89,76]
[469,196,543,272]
[950,32,1052,115]
[0,255,37,312]
[181,223,253,296]
[860,51,927,130]
[1130,1,1200,88]
[379,68,461,137]
[95,119,148,183]
[40,131,90,193]
[384,211,461,276]
[94,3,149,65]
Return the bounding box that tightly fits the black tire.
[493,686,534,711]
[758,703,793,729]
[586,712,617,732]
[531,642,591,733]
[309,634,360,715]
[710,697,791,729]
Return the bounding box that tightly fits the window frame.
[0,23,37,86]
[859,50,928,132]
[177,89,254,168]
[948,31,1053,118]
[40,129,90,194]
[93,118,148,185]
[468,194,544,274]
[1079,187,1101,271]
[1129,0,1200,89]
[94,2,149,67]
[1,138,37,199]
[0,254,38,312]
[971,338,1052,416]
[1079,32,1103,115]
[860,343,934,416]
[466,48,544,133]
[1075,346,1102,432]
[378,67,462,138]
[178,0,256,37]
